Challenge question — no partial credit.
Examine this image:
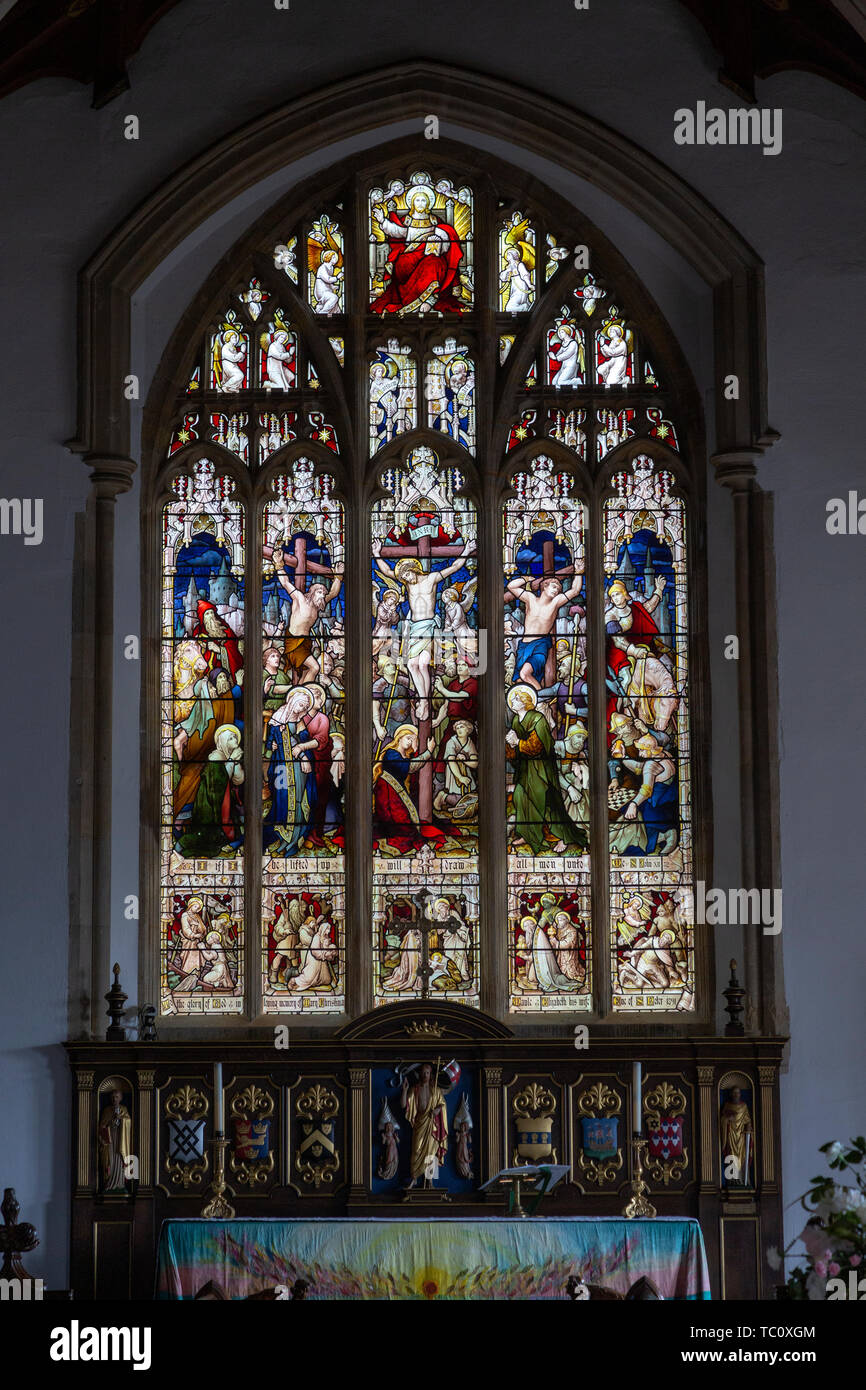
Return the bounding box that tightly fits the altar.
[155,1216,711,1301]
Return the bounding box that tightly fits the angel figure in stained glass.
[212,328,247,392]
[441,577,477,663]
[308,220,344,316]
[500,215,535,312]
[262,324,296,391]
[549,314,585,386]
[598,319,633,387]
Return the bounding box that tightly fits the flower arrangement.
[774,1137,866,1299]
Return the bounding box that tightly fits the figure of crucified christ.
[372,538,474,721]
[506,569,584,690]
[273,546,343,684]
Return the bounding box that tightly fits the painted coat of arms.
[646,1115,684,1162]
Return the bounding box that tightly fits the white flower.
[766,1245,783,1272]
[826,1141,845,1162]
[822,1186,859,1216]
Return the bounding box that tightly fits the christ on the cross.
[373,537,473,722]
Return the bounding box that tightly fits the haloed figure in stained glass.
[506,685,587,856]
[370,175,473,315]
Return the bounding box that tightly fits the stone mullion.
[589,465,612,1018]
[349,171,372,1017]
[476,185,506,1017]
[247,489,264,1018]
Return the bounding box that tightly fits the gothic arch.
[66,62,783,1038]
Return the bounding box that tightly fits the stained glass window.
[261,460,345,1013]
[154,161,701,1024]
[372,446,479,1007]
[499,213,536,313]
[605,456,694,1012]
[307,215,345,316]
[425,341,475,452]
[547,308,586,387]
[504,455,591,1011]
[369,342,417,454]
[369,173,474,314]
[161,459,245,1015]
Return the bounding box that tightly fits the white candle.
[632,1061,642,1133]
[214,1062,224,1133]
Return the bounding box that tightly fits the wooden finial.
[723,958,746,1036]
[0,1188,39,1280]
[105,963,128,1041]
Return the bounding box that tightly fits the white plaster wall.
[0,0,863,1287]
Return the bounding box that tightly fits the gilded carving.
[644,1081,689,1186]
[164,1083,209,1189]
[404,1020,445,1037]
[575,1081,623,1185]
[230,1084,276,1188]
[512,1081,557,1165]
[295,1083,340,1189]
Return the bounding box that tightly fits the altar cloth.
[155,1216,711,1300]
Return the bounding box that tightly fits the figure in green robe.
[177,723,244,858]
[506,685,587,854]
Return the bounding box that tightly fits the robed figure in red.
[605,575,667,739]
[371,185,464,316]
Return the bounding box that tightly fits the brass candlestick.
[201,1135,236,1219]
[622,1133,656,1219]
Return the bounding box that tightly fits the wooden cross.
[277,535,334,590]
[379,525,464,821]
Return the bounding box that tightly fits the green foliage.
[783,1135,866,1300]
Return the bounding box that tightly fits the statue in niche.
[97,1085,133,1193]
[400,1062,454,1188]
[720,1086,754,1188]
[376,1098,401,1181]
[453,1094,473,1180]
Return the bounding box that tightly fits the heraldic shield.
[233,1117,271,1162]
[646,1115,684,1162]
[167,1116,206,1164]
[580,1116,619,1159]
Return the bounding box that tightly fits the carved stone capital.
[76,1069,96,1090]
[710,450,759,493]
[484,1067,502,1088]
[86,453,137,498]
[348,1068,367,1090]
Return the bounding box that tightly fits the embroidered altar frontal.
[156,1216,711,1300]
